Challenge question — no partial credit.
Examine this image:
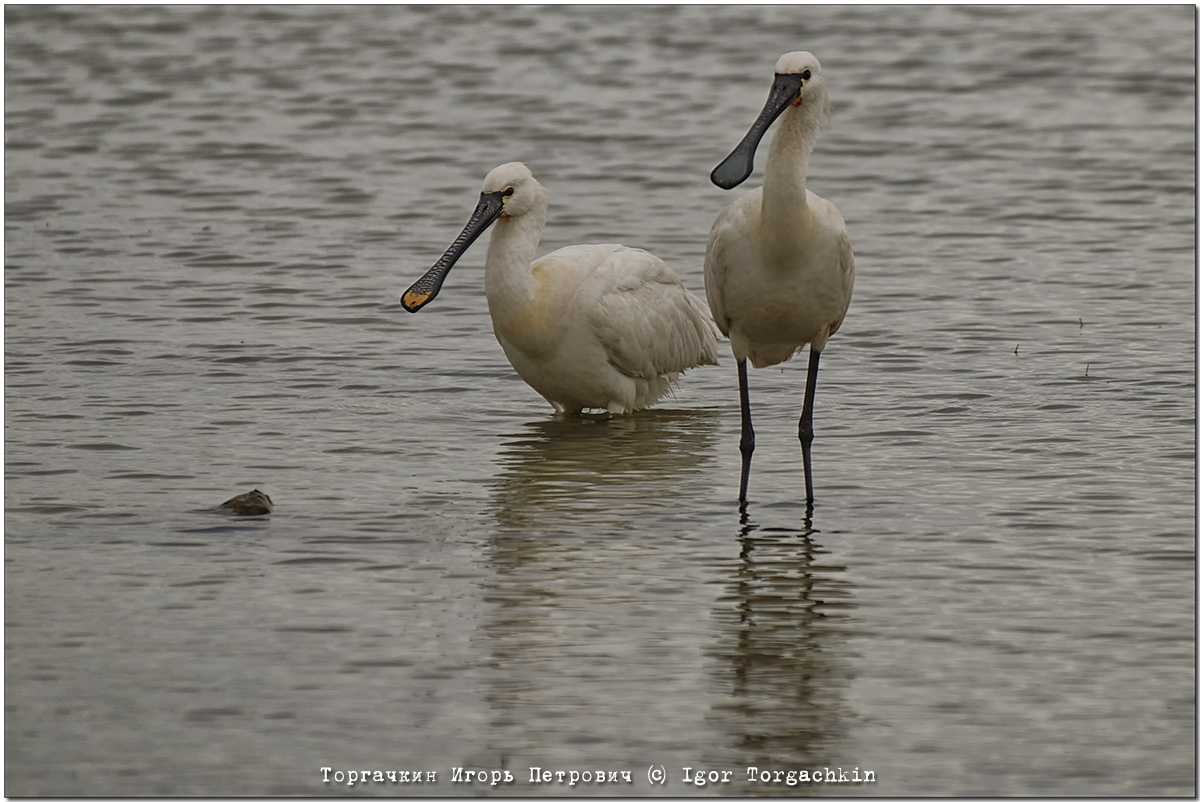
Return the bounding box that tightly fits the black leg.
[798,347,822,507]
[737,358,755,508]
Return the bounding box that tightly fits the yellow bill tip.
[402,289,432,312]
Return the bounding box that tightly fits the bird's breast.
[724,246,847,341]
[487,265,561,358]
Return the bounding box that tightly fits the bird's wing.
[828,228,856,338]
[703,190,759,337]
[587,247,720,380]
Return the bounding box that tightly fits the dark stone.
[219,488,273,516]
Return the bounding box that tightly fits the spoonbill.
[402,162,719,415]
[705,52,855,507]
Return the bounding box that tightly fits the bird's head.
[401,162,546,313]
[775,51,829,120]
[711,50,831,190]
[482,161,547,220]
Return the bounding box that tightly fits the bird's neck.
[485,208,546,308]
[761,107,816,232]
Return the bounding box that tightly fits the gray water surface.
[5,5,1195,797]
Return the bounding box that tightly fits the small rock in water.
[220,488,274,516]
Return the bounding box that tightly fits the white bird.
[704,52,855,507]
[402,162,719,415]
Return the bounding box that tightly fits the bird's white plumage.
[704,53,854,368]
[775,51,822,75]
[475,164,718,415]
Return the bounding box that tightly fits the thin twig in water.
[1084,361,1091,377]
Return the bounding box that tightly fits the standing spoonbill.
[704,52,855,507]
[402,162,719,415]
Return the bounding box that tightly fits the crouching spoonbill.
[705,52,855,507]
[402,162,719,415]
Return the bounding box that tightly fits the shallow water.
[4,5,1195,797]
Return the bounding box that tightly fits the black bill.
[710,73,806,190]
[401,191,505,313]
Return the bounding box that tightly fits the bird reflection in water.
[478,410,723,761]
[488,409,721,536]
[706,507,857,769]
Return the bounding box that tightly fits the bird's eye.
[503,187,515,197]
[801,69,812,81]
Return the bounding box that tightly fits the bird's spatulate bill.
[401,192,505,312]
[710,73,806,190]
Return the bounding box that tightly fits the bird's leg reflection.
[738,504,815,540]
[738,507,757,539]
[712,505,852,762]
